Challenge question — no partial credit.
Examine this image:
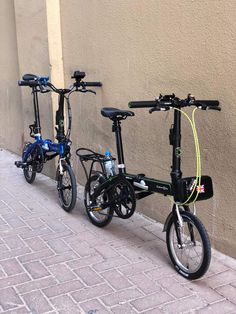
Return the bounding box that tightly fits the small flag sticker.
[197,185,205,193]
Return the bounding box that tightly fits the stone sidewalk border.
[0,148,236,314]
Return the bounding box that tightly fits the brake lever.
[149,107,161,114]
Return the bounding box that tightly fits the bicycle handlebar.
[18,71,102,94]
[83,82,102,87]
[129,94,221,112]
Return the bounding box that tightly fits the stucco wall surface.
[60,0,236,257]
[0,0,23,153]
[14,0,55,177]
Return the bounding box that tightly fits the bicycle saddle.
[101,107,135,119]
[23,74,38,81]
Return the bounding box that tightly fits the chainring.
[111,178,136,219]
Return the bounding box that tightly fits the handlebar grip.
[18,80,38,87]
[128,100,157,108]
[195,100,220,107]
[84,82,102,87]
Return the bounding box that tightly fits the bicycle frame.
[83,110,183,203]
[23,84,72,165]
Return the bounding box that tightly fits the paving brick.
[216,284,236,305]
[1,215,26,228]
[0,246,31,261]
[2,307,30,314]
[43,280,84,298]
[80,298,110,314]
[23,237,48,252]
[48,263,76,282]
[101,287,144,307]
[94,245,118,259]
[111,303,137,314]
[74,266,104,286]
[116,246,146,263]
[0,287,23,311]
[19,226,52,239]
[131,290,173,312]
[23,261,50,279]
[1,226,32,239]
[197,300,236,314]
[47,238,71,253]
[3,235,26,250]
[93,256,130,273]
[101,269,132,290]
[72,283,113,303]
[201,269,236,288]
[18,248,55,263]
[22,289,53,313]
[68,241,95,257]
[16,276,57,294]
[44,219,69,233]
[140,307,164,314]
[51,294,81,313]
[41,229,74,241]
[42,250,79,266]
[0,273,31,289]
[24,218,46,229]
[118,261,157,277]
[0,243,9,253]
[0,265,5,278]
[0,258,24,276]
[67,253,104,269]
[145,265,176,280]
[185,280,225,304]
[128,273,161,294]
[160,295,207,313]
[158,276,192,299]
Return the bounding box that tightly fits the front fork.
[164,204,195,248]
[58,158,65,175]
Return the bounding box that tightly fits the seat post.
[112,119,126,174]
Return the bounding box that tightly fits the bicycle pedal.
[15,161,27,168]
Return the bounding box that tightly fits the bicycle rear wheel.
[84,173,114,227]
[166,211,211,280]
[57,163,77,212]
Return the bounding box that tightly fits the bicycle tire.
[23,142,36,184]
[166,211,211,280]
[57,163,77,212]
[84,173,114,227]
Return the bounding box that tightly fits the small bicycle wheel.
[57,163,77,212]
[23,143,36,184]
[84,173,114,227]
[166,211,211,280]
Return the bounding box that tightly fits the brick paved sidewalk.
[0,148,236,314]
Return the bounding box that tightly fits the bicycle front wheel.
[57,163,77,212]
[23,142,36,184]
[166,211,211,280]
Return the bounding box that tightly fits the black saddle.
[101,107,135,120]
[23,74,38,81]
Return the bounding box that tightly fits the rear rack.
[76,147,115,180]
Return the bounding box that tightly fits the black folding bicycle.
[15,71,101,212]
[77,93,221,279]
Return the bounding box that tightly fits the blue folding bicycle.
[15,71,101,211]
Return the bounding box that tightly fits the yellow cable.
[168,107,201,206]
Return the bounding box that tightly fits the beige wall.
[60,0,236,257]
[0,0,23,153]
[1,1,236,258]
